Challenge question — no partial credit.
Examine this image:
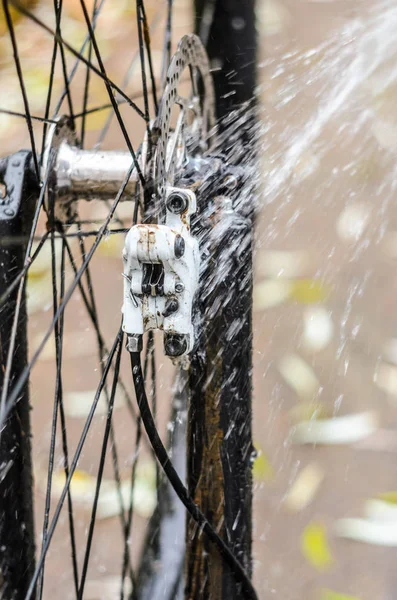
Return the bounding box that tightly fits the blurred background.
[3,0,397,598]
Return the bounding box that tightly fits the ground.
[2,0,397,598]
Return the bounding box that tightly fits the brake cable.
[129,349,259,600]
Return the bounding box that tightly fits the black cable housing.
[129,351,258,600]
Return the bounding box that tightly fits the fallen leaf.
[354,429,397,452]
[289,401,330,423]
[98,234,125,258]
[294,151,320,180]
[0,1,34,35]
[257,250,309,279]
[291,411,378,445]
[301,521,333,570]
[377,491,397,504]
[23,67,54,111]
[336,203,371,242]
[302,307,334,352]
[335,517,397,546]
[38,463,157,519]
[27,276,55,315]
[28,237,64,279]
[64,388,126,418]
[65,0,135,26]
[252,447,274,482]
[256,0,290,36]
[84,576,132,600]
[84,107,112,133]
[365,498,397,522]
[319,590,360,600]
[383,338,397,364]
[289,279,331,304]
[278,353,320,400]
[284,463,324,512]
[374,362,397,397]
[371,119,397,152]
[31,330,98,361]
[254,279,292,310]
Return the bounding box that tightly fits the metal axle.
[54,141,139,203]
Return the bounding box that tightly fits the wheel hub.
[42,34,215,226]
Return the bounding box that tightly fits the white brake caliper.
[122,34,215,357]
[122,188,199,357]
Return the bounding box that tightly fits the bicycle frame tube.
[186,2,257,598]
[0,153,38,599]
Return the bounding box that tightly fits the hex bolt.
[174,234,185,258]
[223,174,238,190]
[175,282,184,294]
[162,297,179,318]
[164,333,188,357]
[4,208,15,218]
[166,191,189,214]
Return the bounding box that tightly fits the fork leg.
[185,3,257,598]
[0,152,38,599]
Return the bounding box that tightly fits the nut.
[164,333,188,357]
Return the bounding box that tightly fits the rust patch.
[187,341,225,600]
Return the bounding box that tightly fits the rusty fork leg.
[0,152,38,599]
[185,2,257,598]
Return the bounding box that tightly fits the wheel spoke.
[95,5,164,148]
[2,0,40,180]
[77,338,123,598]
[0,163,135,431]
[80,0,99,148]
[25,330,123,600]
[0,3,244,598]
[9,0,147,124]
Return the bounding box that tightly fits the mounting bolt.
[175,282,184,294]
[174,234,185,258]
[166,191,189,214]
[164,333,188,357]
[223,174,238,190]
[162,297,179,318]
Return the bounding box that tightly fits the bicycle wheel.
[0,1,257,599]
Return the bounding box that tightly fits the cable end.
[126,334,143,353]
